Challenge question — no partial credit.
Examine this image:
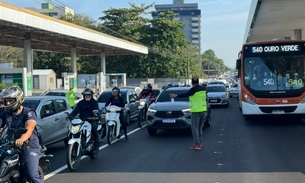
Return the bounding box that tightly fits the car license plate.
[272,110,284,114]
[210,100,217,102]
[162,118,176,123]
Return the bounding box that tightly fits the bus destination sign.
[251,44,300,53]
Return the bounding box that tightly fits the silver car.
[229,83,238,98]
[41,89,83,105]
[23,96,73,146]
[206,84,230,107]
[147,87,211,135]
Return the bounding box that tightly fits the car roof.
[25,96,67,100]
[102,89,129,93]
[164,86,191,91]
[207,84,225,87]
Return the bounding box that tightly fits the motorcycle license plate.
[162,118,176,123]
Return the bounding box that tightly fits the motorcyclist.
[0,86,43,183]
[138,84,156,100]
[67,88,100,153]
[0,91,4,113]
[104,87,128,139]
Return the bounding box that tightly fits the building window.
[50,77,54,83]
[49,12,58,16]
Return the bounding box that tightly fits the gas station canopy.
[0,2,148,55]
[244,0,305,43]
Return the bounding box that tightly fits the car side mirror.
[130,98,135,102]
[93,110,99,114]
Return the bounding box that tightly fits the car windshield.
[23,100,39,110]
[157,89,189,102]
[43,92,66,96]
[232,84,238,88]
[97,91,127,102]
[244,55,305,91]
[207,86,226,92]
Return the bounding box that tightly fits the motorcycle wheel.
[138,110,144,128]
[107,126,113,145]
[89,144,99,159]
[67,142,82,171]
[22,166,44,183]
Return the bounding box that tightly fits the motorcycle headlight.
[140,101,146,106]
[70,125,80,134]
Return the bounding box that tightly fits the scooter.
[137,97,155,128]
[65,110,101,171]
[137,98,148,128]
[105,105,122,145]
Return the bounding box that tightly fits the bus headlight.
[244,93,256,105]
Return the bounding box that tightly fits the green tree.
[0,46,24,67]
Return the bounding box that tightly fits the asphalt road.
[44,98,305,183]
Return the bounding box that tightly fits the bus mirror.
[236,58,241,70]
[236,58,241,78]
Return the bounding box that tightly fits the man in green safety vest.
[66,88,76,108]
[169,77,207,150]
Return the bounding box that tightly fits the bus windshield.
[243,55,305,91]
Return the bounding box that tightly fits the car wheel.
[125,112,130,126]
[147,127,157,136]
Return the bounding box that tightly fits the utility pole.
[187,47,190,85]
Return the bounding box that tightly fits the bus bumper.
[241,101,305,115]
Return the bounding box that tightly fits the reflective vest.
[189,91,207,112]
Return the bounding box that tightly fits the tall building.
[26,3,74,18]
[152,0,201,53]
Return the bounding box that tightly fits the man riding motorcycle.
[66,88,100,153]
[138,84,156,100]
[0,86,43,183]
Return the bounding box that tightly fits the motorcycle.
[105,105,122,145]
[0,127,53,183]
[65,110,101,171]
[137,97,155,128]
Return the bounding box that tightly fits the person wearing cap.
[169,77,207,150]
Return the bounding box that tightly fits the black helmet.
[2,86,24,113]
[82,88,94,95]
[147,83,152,90]
[112,87,120,94]
[143,86,148,91]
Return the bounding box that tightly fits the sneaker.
[199,142,203,148]
[189,144,201,150]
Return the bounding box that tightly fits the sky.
[3,0,253,68]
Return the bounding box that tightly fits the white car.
[229,83,238,98]
[41,90,83,105]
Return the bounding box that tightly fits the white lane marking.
[44,125,147,180]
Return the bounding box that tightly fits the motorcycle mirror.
[92,110,99,113]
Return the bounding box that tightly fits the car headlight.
[244,93,256,105]
[70,125,80,134]
[182,109,190,113]
[301,97,305,104]
[147,108,156,115]
[222,94,227,98]
[140,101,146,106]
